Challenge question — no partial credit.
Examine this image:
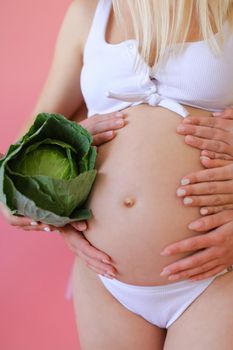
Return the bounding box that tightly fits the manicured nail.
[160,249,171,256]
[181,178,190,185]
[177,188,186,197]
[115,112,124,117]
[160,268,171,276]
[212,112,222,117]
[188,221,202,230]
[104,273,114,279]
[44,227,51,232]
[107,271,116,278]
[102,258,111,264]
[176,125,186,132]
[116,119,124,126]
[106,131,114,136]
[200,156,210,161]
[200,208,208,215]
[30,221,38,226]
[168,275,180,281]
[183,118,192,124]
[79,223,87,230]
[184,197,193,205]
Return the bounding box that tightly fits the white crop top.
[80,0,233,118]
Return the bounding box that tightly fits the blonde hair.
[112,0,233,70]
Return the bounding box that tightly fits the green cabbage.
[0,113,97,226]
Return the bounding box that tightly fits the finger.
[214,108,233,119]
[85,263,115,278]
[188,210,233,231]
[180,163,233,185]
[80,251,116,276]
[15,223,55,233]
[200,204,233,215]
[200,157,233,168]
[177,124,232,144]
[92,131,116,146]
[182,194,233,208]
[160,248,215,276]
[182,115,233,131]
[81,114,125,135]
[177,180,233,197]
[163,259,219,281]
[61,225,113,265]
[189,265,226,281]
[81,112,125,126]
[160,231,221,255]
[201,150,233,160]
[184,135,233,156]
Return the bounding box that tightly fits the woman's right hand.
[60,224,116,278]
[79,111,126,146]
[0,202,116,278]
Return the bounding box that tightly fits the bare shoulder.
[66,0,99,49]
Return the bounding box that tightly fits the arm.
[0,0,122,278]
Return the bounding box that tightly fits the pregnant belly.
[84,104,212,286]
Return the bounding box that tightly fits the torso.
[74,0,233,285]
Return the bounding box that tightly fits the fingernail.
[181,178,190,185]
[115,112,124,117]
[200,156,210,161]
[160,268,171,276]
[104,273,115,279]
[107,271,116,278]
[177,188,186,197]
[188,221,202,230]
[183,118,192,124]
[176,125,186,132]
[116,119,124,126]
[55,230,61,234]
[102,258,111,264]
[168,275,179,281]
[79,223,87,230]
[212,112,222,117]
[160,249,171,256]
[200,208,208,215]
[44,227,51,232]
[30,221,38,226]
[106,131,114,136]
[184,197,193,205]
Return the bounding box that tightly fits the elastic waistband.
[98,269,228,294]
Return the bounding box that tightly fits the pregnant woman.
[1,0,233,349]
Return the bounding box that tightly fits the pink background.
[0,1,80,349]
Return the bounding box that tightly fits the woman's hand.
[79,111,126,146]
[160,219,233,281]
[176,107,233,166]
[0,202,116,278]
[177,164,233,215]
[60,224,116,278]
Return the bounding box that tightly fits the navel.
[123,197,136,208]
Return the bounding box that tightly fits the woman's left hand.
[160,218,233,281]
[176,107,233,165]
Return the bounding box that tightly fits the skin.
[1,1,233,348]
[161,108,233,282]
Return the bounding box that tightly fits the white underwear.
[98,269,228,329]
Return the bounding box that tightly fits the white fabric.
[98,270,227,328]
[80,0,233,118]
